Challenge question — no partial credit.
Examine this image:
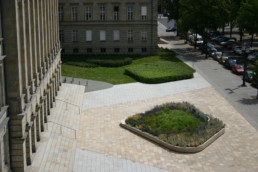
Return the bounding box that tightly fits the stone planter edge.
[120,119,225,153]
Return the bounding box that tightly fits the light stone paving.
[73,149,169,172]
[27,84,85,172]
[78,87,258,172]
[82,72,211,110]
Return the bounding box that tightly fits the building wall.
[0,4,11,172]
[0,0,62,171]
[59,0,158,55]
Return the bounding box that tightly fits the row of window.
[59,5,148,21]
[65,47,148,54]
[60,30,147,42]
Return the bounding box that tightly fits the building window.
[85,30,92,41]
[85,7,92,20]
[72,30,78,42]
[100,30,106,41]
[113,30,120,41]
[113,6,119,20]
[60,30,64,43]
[59,7,64,21]
[141,31,147,41]
[101,48,106,53]
[127,30,133,41]
[73,48,79,53]
[99,6,105,21]
[114,48,120,53]
[127,7,133,20]
[128,48,133,53]
[71,7,78,21]
[141,6,147,20]
[87,48,92,53]
[142,48,147,52]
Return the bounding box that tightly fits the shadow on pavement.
[237,98,258,105]
[224,86,242,94]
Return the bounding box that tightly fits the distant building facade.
[0,0,61,171]
[59,0,158,55]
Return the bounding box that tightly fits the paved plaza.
[28,73,258,171]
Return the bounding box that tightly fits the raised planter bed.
[120,102,225,153]
[120,120,225,153]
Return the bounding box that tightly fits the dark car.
[166,27,176,32]
[225,58,237,69]
[245,69,254,82]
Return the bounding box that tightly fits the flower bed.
[121,102,225,153]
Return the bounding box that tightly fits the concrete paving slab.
[83,73,211,110]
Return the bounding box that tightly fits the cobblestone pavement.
[78,87,258,172]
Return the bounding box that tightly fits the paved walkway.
[80,86,258,172]
[82,73,210,110]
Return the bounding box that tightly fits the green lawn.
[128,108,203,134]
[61,49,195,85]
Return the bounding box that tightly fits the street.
[158,18,258,131]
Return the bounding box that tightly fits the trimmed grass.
[130,108,203,134]
[61,49,195,85]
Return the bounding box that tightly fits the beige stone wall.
[59,0,158,55]
[1,0,62,171]
[0,6,11,172]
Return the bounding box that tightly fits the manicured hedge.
[125,61,195,84]
[62,54,132,67]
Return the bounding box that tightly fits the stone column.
[40,98,45,131]
[31,118,37,152]
[24,0,35,95]
[19,0,30,104]
[36,0,43,81]
[30,0,39,87]
[41,0,46,75]
[35,107,41,141]
[25,128,32,165]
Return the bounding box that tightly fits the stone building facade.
[0,0,61,171]
[59,0,158,55]
[0,5,11,172]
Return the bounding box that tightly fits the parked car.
[232,64,244,74]
[233,46,243,55]
[220,39,236,47]
[211,51,223,61]
[245,69,254,82]
[247,51,258,63]
[219,56,229,65]
[227,42,238,50]
[166,26,177,32]
[225,58,237,69]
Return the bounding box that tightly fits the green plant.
[125,102,225,147]
[125,61,195,84]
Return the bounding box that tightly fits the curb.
[120,119,225,153]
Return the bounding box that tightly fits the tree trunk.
[230,22,233,38]
[251,33,254,47]
[239,28,243,43]
[194,33,197,49]
[222,24,225,35]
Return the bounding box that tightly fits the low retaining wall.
[120,120,225,153]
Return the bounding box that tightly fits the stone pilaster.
[35,107,41,141]
[25,129,32,165]
[24,0,35,95]
[31,118,37,153]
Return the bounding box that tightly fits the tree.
[252,61,258,99]
[238,0,258,47]
[179,0,230,57]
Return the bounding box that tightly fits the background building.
[0,0,61,171]
[59,0,158,55]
